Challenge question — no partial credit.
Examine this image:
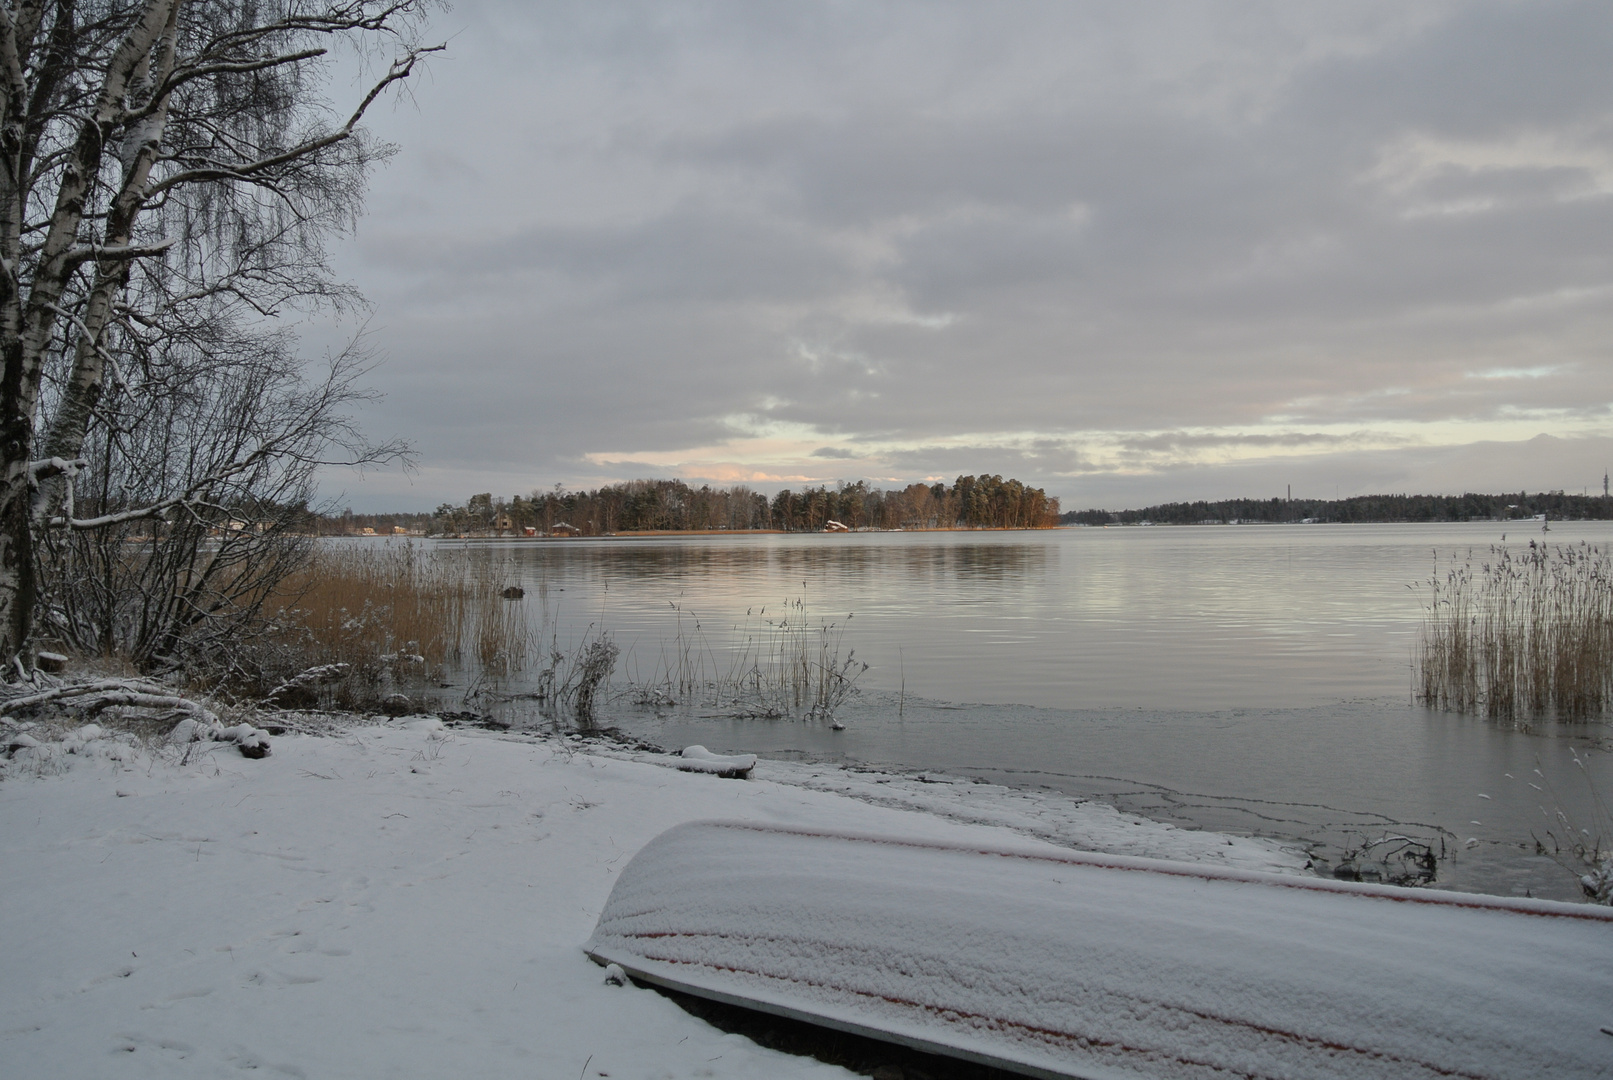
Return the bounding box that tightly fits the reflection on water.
[405,522,1613,901]
[462,522,1613,711]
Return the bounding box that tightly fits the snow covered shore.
[1,716,1308,1078]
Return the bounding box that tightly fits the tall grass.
[264,543,531,702]
[630,595,867,720]
[1416,541,1613,723]
[263,543,865,722]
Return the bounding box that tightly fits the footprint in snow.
[223,1046,308,1078]
[80,966,136,992]
[241,969,324,988]
[139,986,214,1010]
[109,1032,194,1057]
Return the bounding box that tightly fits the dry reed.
[1415,541,1613,723]
[266,544,864,722]
[631,595,867,720]
[1532,747,1613,903]
[265,542,530,702]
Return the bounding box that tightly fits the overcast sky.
[317,0,1613,511]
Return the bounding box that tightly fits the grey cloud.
[1117,432,1379,454]
[364,207,855,309]
[878,443,1097,479]
[1403,165,1604,210]
[1289,0,1613,137]
[328,0,1613,510]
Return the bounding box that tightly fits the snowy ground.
[1,716,1311,1079]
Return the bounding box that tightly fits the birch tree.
[0,1,438,668]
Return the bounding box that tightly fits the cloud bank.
[322,0,1613,509]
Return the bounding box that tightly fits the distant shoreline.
[419,524,1064,540]
[1063,490,1612,527]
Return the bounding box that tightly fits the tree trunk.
[0,1,432,669]
[0,348,36,660]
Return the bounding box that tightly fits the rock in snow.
[380,692,413,716]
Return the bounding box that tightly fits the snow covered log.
[0,679,220,726]
[586,821,1613,1080]
[675,745,756,778]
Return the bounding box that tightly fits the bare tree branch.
[144,43,444,198]
[61,236,178,268]
[0,2,436,669]
[27,455,85,481]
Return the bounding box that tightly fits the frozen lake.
[416,521,1613,901]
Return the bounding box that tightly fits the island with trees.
[414,475,1061,536]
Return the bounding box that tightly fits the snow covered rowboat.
[586,821,1613,1080]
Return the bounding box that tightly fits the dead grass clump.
[567,636,620,724]
[1531,749,1613,904]
[1415,541,1613,723]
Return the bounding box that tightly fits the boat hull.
[586,820,1613,1080]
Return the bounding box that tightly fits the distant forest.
[323,475,1061,536]
[1060,490,1613,526]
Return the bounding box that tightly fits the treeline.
[1061,491,1613,526]
[426,475,1060,535]
[311,510,435,536]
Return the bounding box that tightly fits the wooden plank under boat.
[585,820,1613,1080]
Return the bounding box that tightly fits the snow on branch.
[28,457,88,481]
[62,236,178,268]
[43,335,410,532]
[47,436,301,530]
[50,490,201,530]
[265,663,352,707]
[0,678,272,756]
[0,678,219,725]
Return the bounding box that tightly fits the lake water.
[424,522,1613,902]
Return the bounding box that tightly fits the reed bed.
[1415,541,1613,723]
[265,544,862,722]
[265,543,531,703]
[630,595,867,721]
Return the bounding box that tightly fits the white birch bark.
[0,0,436,667]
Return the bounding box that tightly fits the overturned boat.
[586,820,1613,1080]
